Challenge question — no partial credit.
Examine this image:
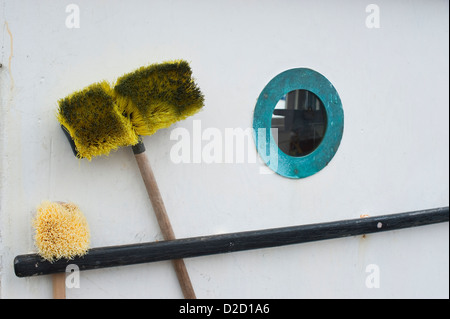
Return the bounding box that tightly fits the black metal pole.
[14,207,449,277]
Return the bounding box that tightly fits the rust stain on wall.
[4,21,14,92]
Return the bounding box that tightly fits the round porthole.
[253,68,344,178]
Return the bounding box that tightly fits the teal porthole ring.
[253,68,344,178]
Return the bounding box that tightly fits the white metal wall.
[1,0,448,298]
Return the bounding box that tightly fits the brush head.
[57,60,204,159]
[57,81,139,160]
[113,60,204,136]
[33,201,90,262]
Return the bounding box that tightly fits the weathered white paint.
[0,0,448,298]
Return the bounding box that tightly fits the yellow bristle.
[57,81,139,160]
[56,60,204,160]
[113,60,204,136]
[33,201,90,262]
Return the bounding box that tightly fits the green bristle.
[57,81,139,160]
[56,61,204,160]
[113,60,204,136]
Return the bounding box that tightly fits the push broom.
[57,60,204,299]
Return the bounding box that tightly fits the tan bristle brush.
[33,201,90,299]
[56,60,204,299]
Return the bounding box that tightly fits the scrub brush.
[57,60,204,160]
[57,81,139,160]
[33,200,90,299]
[113,60,204,136]
[56,60,204,299]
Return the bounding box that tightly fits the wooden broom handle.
[53,273,66,299]
[132,143,196,299]
[52,201,67,299]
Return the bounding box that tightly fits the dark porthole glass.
[271,89,327,157]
